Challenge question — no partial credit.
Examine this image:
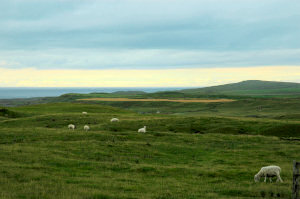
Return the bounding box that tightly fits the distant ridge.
[112,91,146,95]
[180,80,300,96]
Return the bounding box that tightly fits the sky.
[0,0,300,87]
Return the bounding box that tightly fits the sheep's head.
[254,174,260,182]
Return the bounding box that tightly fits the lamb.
[82,112,87,115]
[68,124,75,130]
[110,118,119,122]
[254,165,283,183]
[84,125,90,131]
[138,126,146,133]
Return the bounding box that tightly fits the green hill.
[181,80,300,96]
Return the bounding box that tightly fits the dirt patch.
[78,98,235,103]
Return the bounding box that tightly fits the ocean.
[0,87,189,99]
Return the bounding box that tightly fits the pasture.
[0,102,299,198]
[78,98,235,103]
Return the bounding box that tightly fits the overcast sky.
[0,0,299,86]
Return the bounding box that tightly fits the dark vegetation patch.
[0,108,24,118]
[262,124,300,137]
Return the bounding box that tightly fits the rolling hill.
[180,80,300,96]
[1,80,300,108]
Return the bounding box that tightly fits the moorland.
[0,80,299,198]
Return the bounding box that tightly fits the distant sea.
[0,87,190,99]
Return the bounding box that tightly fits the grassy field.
[78,98,235,103]
[79,98,300,121]
[180,80,300,97]
[0,102,299,198]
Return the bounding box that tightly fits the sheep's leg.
[264,176,267,182]
[269,177,272,182]
[276,174,283,182]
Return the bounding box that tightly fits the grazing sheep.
[82,112,87,115]
[254,165,283,183]
[68,124,75,130]
[110,118,119,122]
[138,126,146,133]
[84,125,90,131]
[156,110,160,114]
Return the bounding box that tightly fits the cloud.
[0,0,300,51]
[0,49,300,70]
[0,0,299,73]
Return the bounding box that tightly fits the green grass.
[0,102,299,198]
[8,103,132,115]
[181,80,300,96]
[82,98,300,121]
[0,107,28,118]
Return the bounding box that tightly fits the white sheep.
[84,125,90,131]
[138,126,146,133]
[110,118,119,122]
[254,165,283,183]
[68,124,75,130]
[82,112,87,115]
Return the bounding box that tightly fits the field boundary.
[293,161,300,199]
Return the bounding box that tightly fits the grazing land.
[78,98,235,103]
[180,80,300,97]
[0,80,300,198]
